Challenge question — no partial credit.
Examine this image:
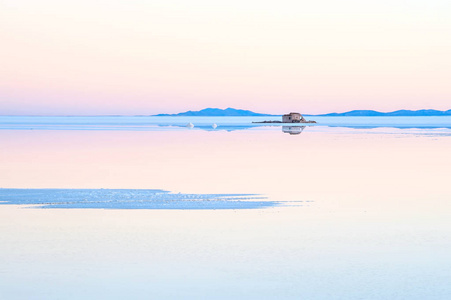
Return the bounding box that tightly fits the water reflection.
[282,126,305,135]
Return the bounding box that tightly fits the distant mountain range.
[310,109,451,116]
[154,108,451,117]
[154,108,275,116]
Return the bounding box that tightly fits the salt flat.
[0,117,450,299]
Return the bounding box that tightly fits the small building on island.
[253,112,316,124]
[282,112,307,123]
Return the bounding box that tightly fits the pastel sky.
[1,0,450,115]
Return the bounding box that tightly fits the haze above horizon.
[2,107,451,117]
[1,0,450,115]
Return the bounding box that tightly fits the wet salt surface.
[0,189,277,209]
[0,119,450,300]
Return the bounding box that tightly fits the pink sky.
[1,0,450,115]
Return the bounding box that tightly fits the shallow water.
[0,117,450,299]
[1,115,451,130]
[0,189,275,209]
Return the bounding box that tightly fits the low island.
[253,112,316,124]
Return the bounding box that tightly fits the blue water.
[1,116,451,131]
[0,189,276,210]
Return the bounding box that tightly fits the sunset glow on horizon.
[1,0,450,115]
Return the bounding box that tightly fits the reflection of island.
[282,126,305,135]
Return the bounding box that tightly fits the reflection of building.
[282,126,305,135]
[282,112,307,123]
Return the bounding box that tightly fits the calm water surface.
[0,117,450,299]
